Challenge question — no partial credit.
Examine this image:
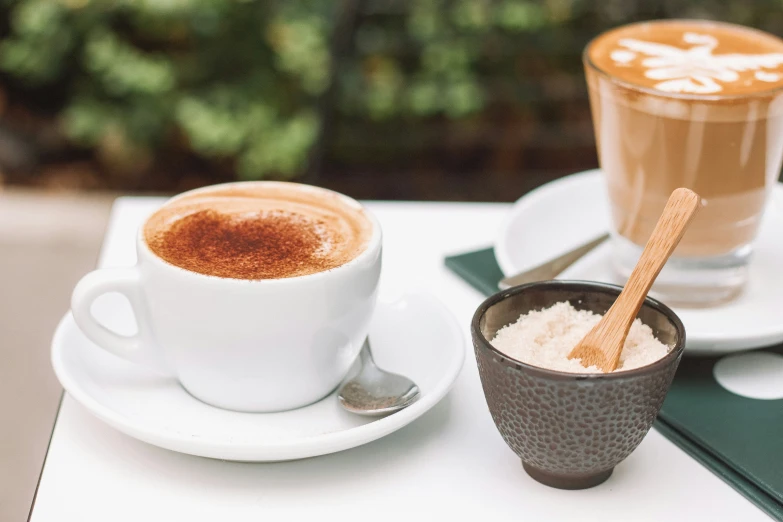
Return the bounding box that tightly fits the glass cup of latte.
[584,20,783,305]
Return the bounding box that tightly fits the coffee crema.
[144,183,373,280]
[588,20,783,96]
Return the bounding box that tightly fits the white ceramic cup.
[70,182,382,412]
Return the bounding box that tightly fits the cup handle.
[71,267,171,375]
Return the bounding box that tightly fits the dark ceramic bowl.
[472,280,685,490]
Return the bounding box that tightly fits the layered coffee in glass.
[585,20,783,305]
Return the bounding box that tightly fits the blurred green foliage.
[0,0,570,180]
[0,0,331,179]
[1,0,781,182]
[342,0,552,120]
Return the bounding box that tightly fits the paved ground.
[0,189,113,521]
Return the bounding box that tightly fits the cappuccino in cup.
[71,182,382,412]
[585,20,783,304]
[144,184,373,280]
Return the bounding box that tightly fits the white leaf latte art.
[609,32,783,94]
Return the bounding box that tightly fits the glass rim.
[583,19,783,102]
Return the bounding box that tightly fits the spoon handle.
[593,188,700,369]
[612,188,701,322]
[568,188,700,372]
[358,338,373,367]
[498,233,610,290]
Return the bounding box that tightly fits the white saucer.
[495,169,783,355]
[51,291,464,461]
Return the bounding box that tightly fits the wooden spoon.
[568,188,701,372]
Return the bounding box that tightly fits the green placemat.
[446,247,783,520]
[444,247,505,297]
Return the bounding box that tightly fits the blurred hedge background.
[0,0,780,200]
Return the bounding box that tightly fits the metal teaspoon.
[338,338,420,416]
[498,233,610,290]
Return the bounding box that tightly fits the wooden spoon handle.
[613,188,701,322]
[568,188,701,372]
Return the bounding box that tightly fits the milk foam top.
[587,20,783,96]
[144,182,374,279]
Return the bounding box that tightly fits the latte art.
[611,32,783,94]
[589,21,783,96]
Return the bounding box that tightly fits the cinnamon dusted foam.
[144,183,373,280]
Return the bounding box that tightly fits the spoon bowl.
[338,339,421,416]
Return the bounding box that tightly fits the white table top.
[33,198,768,521]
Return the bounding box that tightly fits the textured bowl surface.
[472,280,685,489]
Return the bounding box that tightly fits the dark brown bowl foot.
[522,462,613,490]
